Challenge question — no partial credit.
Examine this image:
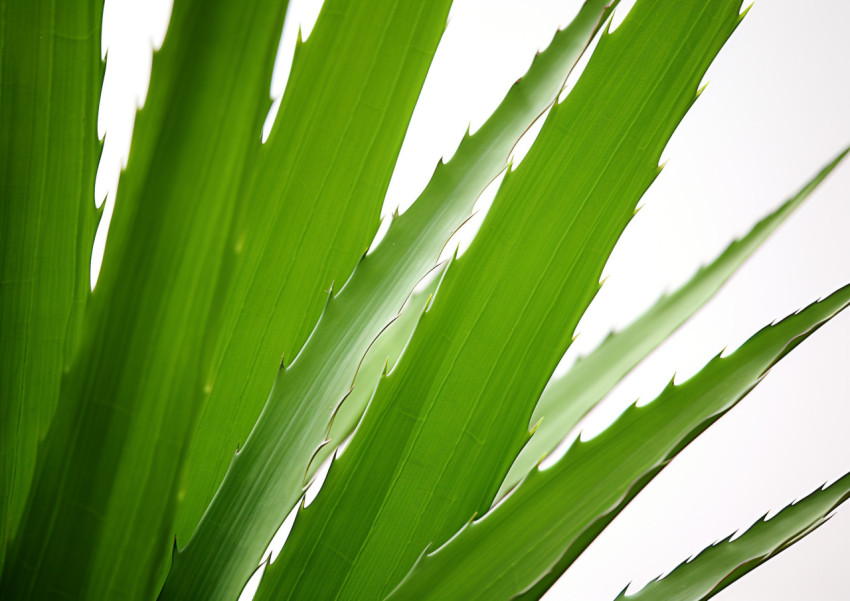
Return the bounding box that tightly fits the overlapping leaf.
[307,0,619,496]
[0,0,103,573]
[161,3,613,600]
[313,266,445,481]
[255,1,745,599]
[386,284,850,601]
[174,0,455,549]
[160,2,460,599]
[500,147,849,495]
[1,0,290,598]
[4,2,845,601]
[618,473,850,601]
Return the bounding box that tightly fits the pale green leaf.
[174,0,454,546]
[619,473,850,601]
[312,265,446,482]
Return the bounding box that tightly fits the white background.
[97,0,850,599]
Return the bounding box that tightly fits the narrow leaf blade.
[387,284,850,601]
[174,0,454,546]
[258,1,745,599]
[160,2,456,599]
[1,0,288,598]
[501,146,850,494]
[0,0,102,572]
[620,473,850,601]
[163,2,610,599]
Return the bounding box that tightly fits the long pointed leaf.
[1,1,288,598]
[501,147,850,495]
[257,1,744,599]
[619,473,850,601]
[386,284,850,601]
[161,3,612,600]
[160,2,458,600]
[174,0,454,545]
[307,0,619,493]
[0,0,102,572]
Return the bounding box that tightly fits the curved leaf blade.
[619,473,850,601]
[163,3,611,600]
[501,146,850,495]
[258,1,745,599]
[1,0,288,598]
[312,266,445,481]
[160,2,457,600]
[386,284,850,601]
[174,0,454,545]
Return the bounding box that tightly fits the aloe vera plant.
[1,0,848,600]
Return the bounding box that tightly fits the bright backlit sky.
[96,1,850,599]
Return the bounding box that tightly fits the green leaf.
[255,2,744,599]
[618,473,850,601]
[174,0,454,546]
[0,0,102,573]
[386,284,850,601]
[307,0,619,495]
[312,265,446,482]
[1,0,288,598]
[161,2,611,600]
[159,2,457,600]
[500,146,850,496]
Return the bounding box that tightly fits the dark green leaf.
[1,0,287,598]
[0,0,102,576]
